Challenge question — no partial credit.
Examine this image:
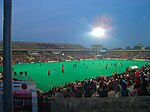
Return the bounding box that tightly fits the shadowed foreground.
[50,96,150,112]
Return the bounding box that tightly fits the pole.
[97,40,100,56]
[3,0,13,112]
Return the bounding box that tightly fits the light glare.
[91,27,105,37]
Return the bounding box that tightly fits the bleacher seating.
[0,41,87,51]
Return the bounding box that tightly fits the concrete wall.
[51,96,150,112]
[0,95,3,112]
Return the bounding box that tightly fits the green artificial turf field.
[1,59,149,91]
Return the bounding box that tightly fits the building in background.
[92,44,103,56]
[133,43,145,50]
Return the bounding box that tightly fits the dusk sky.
[0,0,150,48]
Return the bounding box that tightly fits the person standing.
[25,71,28,76]
[119,83,130,97]
[62,64,64,73]
[48,70,51,76]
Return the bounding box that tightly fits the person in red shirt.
[62,65,64,73]
[48,70,51,76]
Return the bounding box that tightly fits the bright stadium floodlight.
[91,27,106,56]
[91,27,105,38]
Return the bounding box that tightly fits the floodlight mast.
[3,0,13,112]
[97,40,100,56]
[91,27,105,56]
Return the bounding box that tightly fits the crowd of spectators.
[61,51,94,60]
[0,50,149,111]
[43,64,150,99]
[37,43,61,49]
[0,51,94,65]
[102,51,150,60]
[0,51,149,65]
[0,43,150,111]
[37,64,150,111]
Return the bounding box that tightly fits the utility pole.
[3,0,13,111]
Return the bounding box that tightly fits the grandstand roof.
[0,41,89,51]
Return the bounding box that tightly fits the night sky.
[0,0,150,48]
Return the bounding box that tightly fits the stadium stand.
[0,41,87,51]
[44,64,150,98]
[0,41,150,64]
[103,50,150,60]
[37,64,150,112]
[0,41,150,111]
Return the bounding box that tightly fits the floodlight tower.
[91,27,105,56]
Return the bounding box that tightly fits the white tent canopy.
[130,66,138,70]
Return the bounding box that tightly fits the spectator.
[74,87,83,98]
[55,89,64,98]
[139,76,149,96]
[64,88,74,98]
[119,83,130,97]
[108,86,115,97]
[98,84,108,97]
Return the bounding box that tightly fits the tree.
[145,47,150,50]
[126,46,132,50]
[133,46,142,50]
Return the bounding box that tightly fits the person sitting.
[119,83,130,97]
[64,88,74,98]
[55,88,64,98]
[74,87,83,98]
[108,86,115,97]
[139,76,149,96]
[98,85,108,97]
[130,79,140,96]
